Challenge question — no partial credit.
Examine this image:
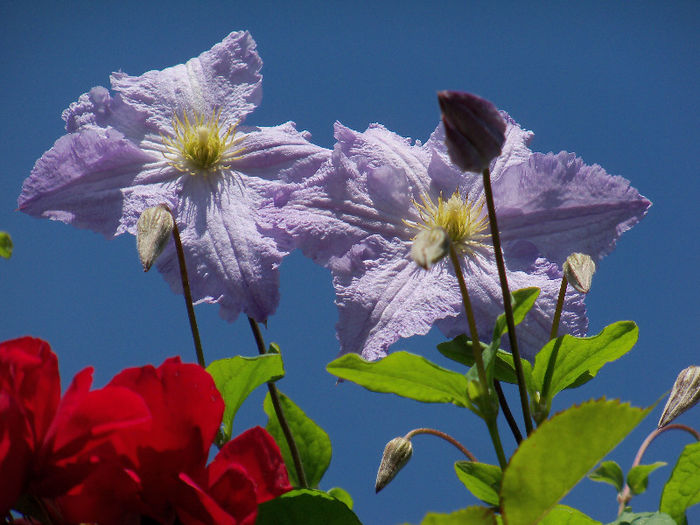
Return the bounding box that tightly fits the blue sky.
[1,1,698,523]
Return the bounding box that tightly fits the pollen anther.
[161,109,245,176]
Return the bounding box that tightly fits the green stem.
[247,317,308,488]
[404,427,477,461]
[167,207,205,368]
[448,244,507,466]
[550,276,568,340]
[481,168,534,435]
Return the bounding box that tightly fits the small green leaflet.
[0,232,12,259]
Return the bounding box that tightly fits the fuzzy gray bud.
[411,228,450,270]
[563,253,596,293]
[136,205,174,272]
[375,437,413,493]
[658,366,700,428]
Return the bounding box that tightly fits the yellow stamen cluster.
[406,191,490,258]
[161,109,245,176]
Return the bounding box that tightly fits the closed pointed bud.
[411,227,450,270]
[375,436,413,493]
[136,205,174,271]
[658,366,700,428]
[438,90,506,173]
[563,252,596,293]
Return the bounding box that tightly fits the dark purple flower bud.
[438,91,506,172]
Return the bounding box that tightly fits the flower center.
[161,109,244,176]
[406,191,490,258]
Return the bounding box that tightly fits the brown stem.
[247,317,308,488]
[405,427,477,462]
[617,423,700,515]
[550,276,568,340]
[494,379,523,444]
[166,206,205,368]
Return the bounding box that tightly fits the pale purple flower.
[273,117,650,360]
[19,32,328,322]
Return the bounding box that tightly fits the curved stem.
[617,423,700,515]
[494,379,523,444]
[247,317,308,488]
[550,276,568,340]
[481,168,534,435]
[166,207,205,368]
[405,427,477,461]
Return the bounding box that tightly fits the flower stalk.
[617,423,700,515]
[448,244,507,468]
[247,317,308,488]
[482,167,534,435]
[167,206,206,368]
[550,275,568,340]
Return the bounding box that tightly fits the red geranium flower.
[59,357,291,525]
[0,337,150,519]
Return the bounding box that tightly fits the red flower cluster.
[0,337,291,524]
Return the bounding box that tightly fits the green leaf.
[532,321,638,401]
[659,441,700,525]
[608,511,676,525]
[256,488,362,525]
[539,505,601,524]
[264,390,331,488]
[492,287,540,341]
[327,487,353,509]
[206,354,284,441]
[326,351,471,407]
[627,462,666,495]
[454,461,502,505]
[588,460,625,492]
[437,337,527,385]
[500,398,651,525]
[419,506,497,524]
[0,232,12,259]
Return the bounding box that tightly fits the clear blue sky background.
[1,2,698,523]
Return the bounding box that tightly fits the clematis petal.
[18,127,172,237]
[331,236,462,360]
[110,31,262,133]
[495,151,651,264]
[436,256,587,360]
[152,174,286,322]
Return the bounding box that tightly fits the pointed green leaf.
[438,337,527,385]
[0,232,12,259]
[419,506,497,524]
[454,461,502,505]
[206,354,284,441]
[659,442,700,525]
[533,321,638,400]
[588,460,625,492]
[264,390,331,488]
[539,505,601,524]
[256,488,361,525]
[627,462,666,495]
[492,287,540,340]
[501,399,651,525]
[327,351,470,407]
[608,511,676,524]
[327,487,353,509]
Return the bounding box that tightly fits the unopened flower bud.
[375,436,413,493]
[563,253,596,293]
[437,91,506,173]
[658,366,700,428]
[411,227,450,270]
[136,205,174,271]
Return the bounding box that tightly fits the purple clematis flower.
[19,31,328,322]
[273,116,650,360]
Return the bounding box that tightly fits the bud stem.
[617,423,700,515]
[404,428,477,461]
[494,379,523,443]
[550,276,568,340]
[247,316,308,488]
[448,244,507,467]
[167,206,205,368]
[481,168,534,435]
